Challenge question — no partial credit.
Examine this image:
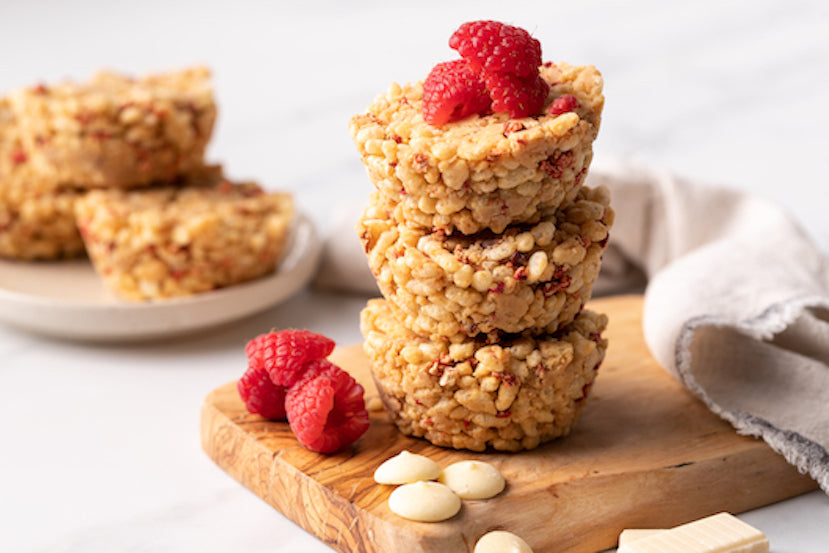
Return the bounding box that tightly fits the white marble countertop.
[1,1,827,552]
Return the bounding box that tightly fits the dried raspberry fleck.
[10,149,27,164]
[449,20,542,77]
[285,360,370,453]
[485,71,549,118]
[503,121,525,136]
[237,354,287,420]
[488,281,506,295]
[422,59,491,126]
[245,329,335,388]
[547,94,580,116]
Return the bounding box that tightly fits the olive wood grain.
[200,295,817,553]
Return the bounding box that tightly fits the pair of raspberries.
[237,329,370,454]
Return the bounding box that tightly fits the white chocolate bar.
[617,512,768,553]
[618,529,665,546]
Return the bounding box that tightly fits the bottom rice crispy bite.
[74,173,294,300]
[360,298,607,452]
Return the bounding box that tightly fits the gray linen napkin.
[315,163,829,493]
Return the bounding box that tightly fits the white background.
[1,1,827,552]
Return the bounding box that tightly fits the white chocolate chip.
[515,232,535,252]
[527,251,548,282]
[438,460,506,499]
[388,481,461,522]
[474,531,534,553]
[374,450,442,485]
[366,396,384,412]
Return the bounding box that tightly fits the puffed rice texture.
[0,98,84,259]
[9,66,216,189]
[349,62,604,235]
[360,298,607,452]
[75,169,294,300]
[358,185,613,339]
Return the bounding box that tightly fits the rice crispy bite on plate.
[75,168,294,300]
[9,66,216,189]
[0,98,84,260]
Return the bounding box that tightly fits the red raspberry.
[485,71,550,118]
[422,59,491,127]
[547,94,580,116]
[237,354,287,420]
[245,329,335,388]
[449,20,542,77]
[285,359,370,454]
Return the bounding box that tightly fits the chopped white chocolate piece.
[617,512,769,553]
[474,530,534,553]
[374,450,442,485]
[438,460,506,499]
[618,529,665,546]
[388,481,461,522]
[366,396,385,411]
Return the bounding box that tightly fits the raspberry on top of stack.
[351,20,613,452]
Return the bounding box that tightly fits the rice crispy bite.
[358,185,613,339]
[0,99,84,260]
[0,184,84,260]
[360,298,607,452]
[349,62,603,235]
[9,66,216,189]
[74,170,294,300]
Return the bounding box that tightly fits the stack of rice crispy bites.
[352,58,614,452]
[0,67,293,300]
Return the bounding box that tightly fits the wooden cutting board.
[200,295,817,553]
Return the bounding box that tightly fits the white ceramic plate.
[0,212,320,342]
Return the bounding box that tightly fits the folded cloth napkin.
[314,163,829,493]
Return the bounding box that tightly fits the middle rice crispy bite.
[74,168,294,300]
[358,185,613,339]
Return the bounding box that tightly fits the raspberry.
[547,94,580,116]
[449,20,542,77]
[285,359,370,453]
[485,71,550,118]
[237,354,287,420]
[422,59,491,126]
[245,329,335,388]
